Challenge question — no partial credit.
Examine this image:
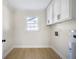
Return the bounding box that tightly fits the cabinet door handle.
[2,40,6,42]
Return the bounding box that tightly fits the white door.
[3,4,10,59]
[2,31,7,59]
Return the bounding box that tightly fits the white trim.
[47,17,72,25]
[3,47,13,59]
[13,45,50,48]
[51,47,66,59]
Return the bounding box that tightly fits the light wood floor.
[5,48,61,59]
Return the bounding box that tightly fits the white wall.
[50,20,76,59]
[3,0,76,59]
[50,0,76,58]
[3,2,14,58]
[13,10,51,48]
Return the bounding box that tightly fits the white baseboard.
[51,47,66,59]
[3,47,13,59]
[13,45,50,48]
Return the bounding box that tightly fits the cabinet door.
[47,2,54,25]
[60,0,72,20]
[53,0,72,24]
[54,0,61,22]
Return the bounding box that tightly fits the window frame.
[25,16,39,31]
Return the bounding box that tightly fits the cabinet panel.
[60,0,72,20]
[53,0,72,24]
[46,0,74,25]
[54,0,61,22]
[46,2,54,25]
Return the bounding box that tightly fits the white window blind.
[26,16,39,31]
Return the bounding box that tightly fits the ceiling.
[6,0,51,10]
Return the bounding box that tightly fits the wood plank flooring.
[5,48,61,59]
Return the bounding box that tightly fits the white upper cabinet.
[53,0,61,22]
[60,0,72,20]
[46,0,74,25]
[53,0,72,23]
[46,1,54,25]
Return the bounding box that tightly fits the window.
[26,16,39,31]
